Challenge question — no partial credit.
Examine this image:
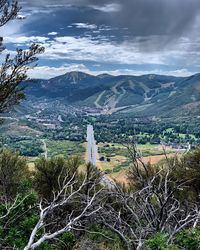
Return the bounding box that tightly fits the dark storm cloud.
[17,0,200,56]
[20,0,200,36]
[93,0,200,52]
[116,0,200,37]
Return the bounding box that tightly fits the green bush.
[56,232,76,250]
[146,233,168,250]
[34,156,81,200]
[104,169,112,174]
[0,150,30,199]
[113,165,122,173]
[0,192,38,249]
[176,228,200,250]
[146,228,200,250]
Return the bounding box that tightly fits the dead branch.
[101,143,200,249]
[24,172,104,250]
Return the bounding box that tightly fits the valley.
[0,113,190,184]
[1,71,200,184]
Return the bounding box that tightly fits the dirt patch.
[142,153,175,165]
[110,170,129,184]
[28,162,35,172]
[97,155,127,171]
[110,153,177,185]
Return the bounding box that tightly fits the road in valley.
[87,125,97,166]
[86,125,115,189]
[41,139,48,159]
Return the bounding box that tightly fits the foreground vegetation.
[0,145,200,249]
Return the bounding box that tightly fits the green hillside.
[21,71,200,118]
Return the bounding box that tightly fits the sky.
[1,0,200,79]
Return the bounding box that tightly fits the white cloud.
[40,36,166,65]
[90,3,121,13]
[27,64,196,79]
[4,36,49,44]
[72,23,97,29]
[4,34,200,72]
[27,64,90,79]
[17,14,27,19]
[48,32,58,36]
[105,68,196,77]
[2,34,193,67]
[0,21,24,37]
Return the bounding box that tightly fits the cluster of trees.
[0,145,200,249]
[88,116,200,145]
[2,137,44,157]
[38,114,200,146]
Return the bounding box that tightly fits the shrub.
[34,156,81,200]
[146,233,168,250]
[0,150,30,199]
[176,228,200,250]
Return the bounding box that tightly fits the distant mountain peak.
[64,71,92,77]
[62,71,91,84]
[97,73,113,78]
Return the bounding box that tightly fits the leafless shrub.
[100,143,200,250]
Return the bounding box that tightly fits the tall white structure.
[87,125,115,189]
[87,125,96,166]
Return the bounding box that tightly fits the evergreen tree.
[0,0,44,113]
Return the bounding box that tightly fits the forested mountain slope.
[22,71,200,117]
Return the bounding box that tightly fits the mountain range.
[22,71,200,118]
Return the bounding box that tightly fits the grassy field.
[98,143,175,158]
[27,140,86,171]
[109,153,177,184]
[96,143,179,184]
[26,140,179,185]
[46,140,85,159]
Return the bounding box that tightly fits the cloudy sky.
[1,0,200,78]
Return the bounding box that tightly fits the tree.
[0,0,44,112]
[34,156,81,200]
[0,0,19,30]
[0,150,30,200]
[173,147,200,200]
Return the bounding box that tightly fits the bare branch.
[101,143,200,249]
[24,171,104,250]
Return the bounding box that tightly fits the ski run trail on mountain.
[94,80,177,114]
[94,90,106,109]
[94,82,127,114]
